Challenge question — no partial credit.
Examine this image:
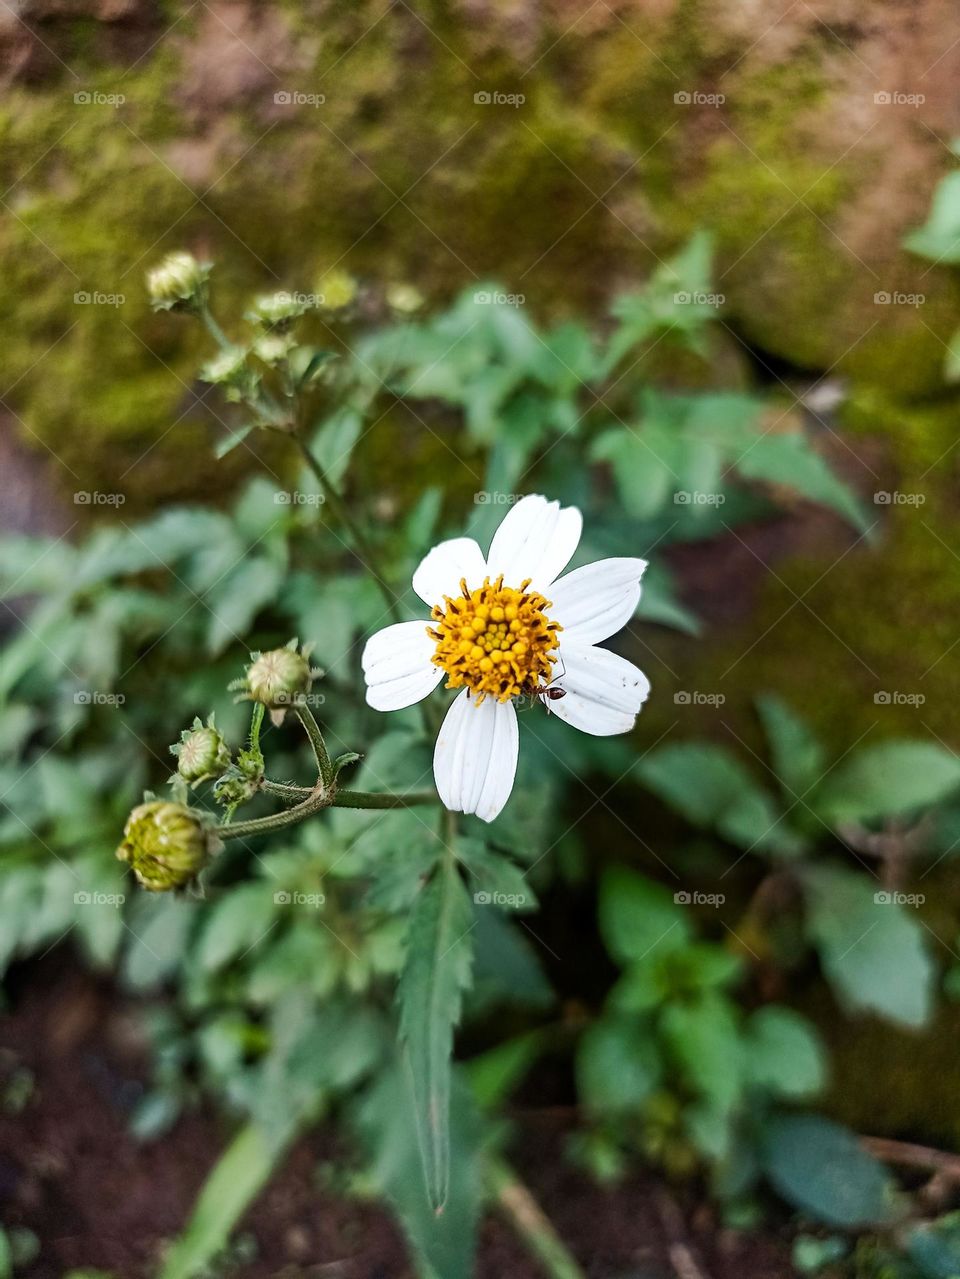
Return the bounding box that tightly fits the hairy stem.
[294,702,333,788]
[333,789,438,809]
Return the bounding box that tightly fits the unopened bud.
[146,250,210,312]
[250,291,309,330]
[386,282,424,314]
[171,716,230,785]
[117,800,216,891]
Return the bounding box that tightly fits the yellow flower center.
[428,575,561,704]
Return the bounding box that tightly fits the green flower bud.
[318,269,357,311]
[247,646,313,706]
[386,282,424,314]
[117,800,216,891]
[171,716,231,786]
[250,290,309,330]
[252,332,295,365]
[200,345,249,386]
[146,250,210,312]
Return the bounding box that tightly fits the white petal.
[548,557,648,646]
[485,494,582,593]
[362,621,443,711]
[411,537,488,608]
[433,689,519,822]
[548,643,650,736]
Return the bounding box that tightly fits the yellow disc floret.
[428,575,561,703]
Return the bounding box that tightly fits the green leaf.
[756,694,826,798]
[802,865,934,1028]
[762,1114,896,1227]
[310,407,363,486]
[662,994,743,1111]
[637,743,803,855]
[813,740,960,824]
[467,1029,546,1109]
[598,866,690,966]
[195,883,277,972]
[576,1015,661,1113]
[157,1121,295,1279]
[735,431,870,533]
[744,1007,826,1099]
[904,171,960,263]
[214,423,256,459]
[204,557,282,656]
[396,856,474,1210]
[357,1065,486,1279]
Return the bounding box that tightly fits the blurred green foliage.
[1,238,958,1279]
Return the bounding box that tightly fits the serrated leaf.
[735,431,870,533]
[397,856,474,1210]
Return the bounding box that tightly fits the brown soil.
[0,956,798,1279]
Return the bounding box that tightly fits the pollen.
[428,576,561,703]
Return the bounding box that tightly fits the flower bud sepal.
[229,638,323,726]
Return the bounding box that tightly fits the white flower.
[361,495,650,823]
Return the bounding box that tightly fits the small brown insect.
[518,678,566,707]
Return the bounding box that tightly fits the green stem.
[261,778,311,802]
[295,436,402,622]
[485,1156,586,1279]
[333,789,438,809]
[216,787,330,841]
[295,702,333,788]
[199,302,232,350]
